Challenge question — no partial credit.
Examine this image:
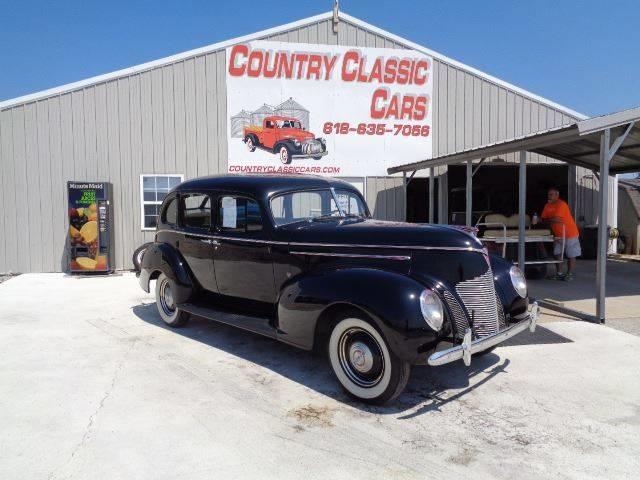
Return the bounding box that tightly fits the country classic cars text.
[228,44,430,120]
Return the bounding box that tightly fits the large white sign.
[226,41,433,176]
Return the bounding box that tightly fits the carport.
[389,107,640,323]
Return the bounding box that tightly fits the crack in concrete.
[47,339,137,480]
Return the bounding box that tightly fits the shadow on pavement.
[500,325,573,347]
[132,302,549,415]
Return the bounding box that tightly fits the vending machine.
[67,182,113,273]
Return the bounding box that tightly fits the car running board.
[178,302,278,339]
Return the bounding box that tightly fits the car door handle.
[200,239,220,246]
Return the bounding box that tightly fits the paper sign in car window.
[337,194,350,213]
[222,197,237,228]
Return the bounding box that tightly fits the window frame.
[179,192,213,231]
[160,193,179,227]
[214,194,264,235]
[269,187,369,227]
[140,174,184,231]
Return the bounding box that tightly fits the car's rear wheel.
[328,315,410,404]
[245,135,256,152]
[155,273,190,327]
[279,145,292,164]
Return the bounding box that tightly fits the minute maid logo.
[69,182,104,190]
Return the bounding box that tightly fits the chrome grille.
[455,268,500,338]
[302,140,323,154]
[443,290,468,339]
[497,299,507,330]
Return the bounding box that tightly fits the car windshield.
[270,189,369,226]
[277,120,302,129]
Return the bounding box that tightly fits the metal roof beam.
[607,121,636,162]
[565,142,640,159]
[387,126,577,174]
[530,148,602,172]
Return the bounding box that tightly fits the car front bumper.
[427,302,539,366]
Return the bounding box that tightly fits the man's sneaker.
[554,273,566,281]
[563,273,574,282]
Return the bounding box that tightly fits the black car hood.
[276,218,483,250]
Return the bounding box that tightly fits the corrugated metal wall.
[432,60,576,161]
[0,16,592,273]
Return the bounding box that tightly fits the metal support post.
[596,129,611,323]
[466,160,473,227]
[518,151,527,272]
[428,167,435,223]
[402,171,407,222]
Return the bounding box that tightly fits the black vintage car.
[138,174,538,404]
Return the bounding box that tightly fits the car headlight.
[509,266,527,298]
[419,289,444,331]
[292,139,301,146]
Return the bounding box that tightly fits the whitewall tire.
[328,316,410,404]
[155,273,190,327]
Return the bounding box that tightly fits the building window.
[140,174,183,230]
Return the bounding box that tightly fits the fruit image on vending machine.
[67,182,113,273]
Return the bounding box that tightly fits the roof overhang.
[388,107,640,175]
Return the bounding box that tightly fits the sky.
[1,0,638,117]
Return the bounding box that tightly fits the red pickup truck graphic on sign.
[243,116,328,164]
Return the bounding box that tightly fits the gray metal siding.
[366,177,405,220]
[432,60,577,165]
[0,17,586,272]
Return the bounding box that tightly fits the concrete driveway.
[1,273,638,480]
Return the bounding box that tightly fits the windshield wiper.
[311,213,342,221]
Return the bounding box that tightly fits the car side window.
[181,193,211,230]
[218,196,262,233]
[265,120,274,129]
[161,196,178,226]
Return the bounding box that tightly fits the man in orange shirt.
[534,187,581,281]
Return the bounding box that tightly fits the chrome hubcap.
[338,327,384,388]
[349,341,373,373]
[159,280,176,316]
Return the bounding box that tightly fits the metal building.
[230,110,252,138]
[0,10,603,273]
[274,98,310,130]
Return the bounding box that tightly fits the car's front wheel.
[155,273,190,327]
[279,145,292,164]
[328,314,410,404]
[245,135,256,152]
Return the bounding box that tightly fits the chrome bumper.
[428,302,539,366]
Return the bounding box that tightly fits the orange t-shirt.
[541,199,579,239]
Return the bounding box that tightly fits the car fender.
[138,242,194,304]
[276,268,439,359]
[273,139,297,153]
[244,132,259,145]
[489,254,528,316]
